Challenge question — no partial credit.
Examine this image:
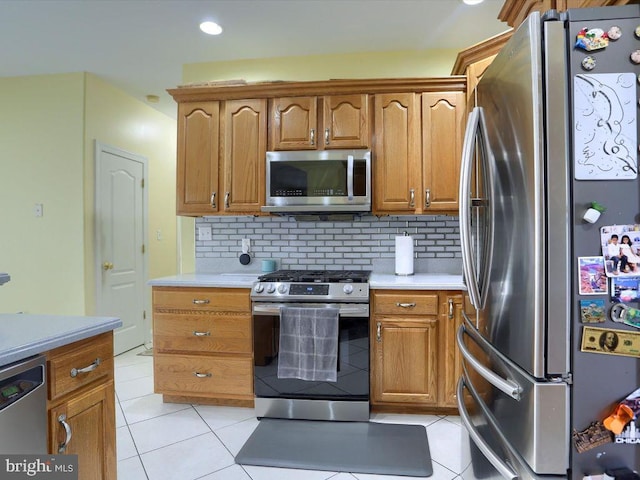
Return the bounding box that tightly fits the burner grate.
[258,269,371,283]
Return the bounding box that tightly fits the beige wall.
[0,73,178,329]
[0,73,86,314]
[183,49,460,85]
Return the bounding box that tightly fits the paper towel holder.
[395,231,415,276]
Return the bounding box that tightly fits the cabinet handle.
[409,188,415,208]
[310,128,315,146]
[193,372,212,378]
[425,189,431,208]
[448,298,454,319]
[325,128,330,145]
[224,192,230,209]
[192,299,210,305]
[70,358,101,378]
[57,414,72,453]
[376,322,382,343]
[211,192,217,209]
[396,302,416,308]
[193,331,211,337]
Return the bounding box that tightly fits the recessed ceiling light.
[200,21,223,35]
[463,0,484,4]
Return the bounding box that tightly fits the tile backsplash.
[195,215,461,274]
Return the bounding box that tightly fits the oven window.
[253,314,369,401]
[270,160,367,197]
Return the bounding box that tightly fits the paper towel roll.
[395,235,414,276]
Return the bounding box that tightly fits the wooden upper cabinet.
[176,101,220,216]
[373,93,420,213]
[498,0,633,28]
[322,94,369,149]
[422,92,465,213]
[269,94,369,150]
[270,96,318,150]
[222,99,267,213]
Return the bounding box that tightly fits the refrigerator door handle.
[457,378,519,480]
[459,107,482,309]
[457,319,522,400]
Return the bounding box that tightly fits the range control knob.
[254,283,264,293]
[266,283,276,294]
[343,284,354,294]
[277,284,288,294]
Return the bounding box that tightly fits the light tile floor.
[115,346,464,480]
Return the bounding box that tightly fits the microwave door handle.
[347,155,354,200]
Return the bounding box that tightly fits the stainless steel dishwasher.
[0,354,47,453]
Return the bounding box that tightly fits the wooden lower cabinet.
[371,290,465,413]
[49,381,115,480]
[47,331,116,480]
[152,286,254,406]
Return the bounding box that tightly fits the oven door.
[252,302,370,421]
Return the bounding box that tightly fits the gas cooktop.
[257,269,371,284]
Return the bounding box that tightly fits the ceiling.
[0,0,509,118]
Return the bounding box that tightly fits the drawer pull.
[70,358,101,378]
[192,299,210,305]
[193,331,211,337]
[193,372,212,378]
[448,298,454,319]
[396,302,416,308]
[58,414,72,453]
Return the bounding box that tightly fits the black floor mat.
[235,418,433,477]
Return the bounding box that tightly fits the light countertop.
[0,314,122,366]
[149,272,465,290]
[369,273,465,290]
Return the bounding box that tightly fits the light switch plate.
[198,226,212,241]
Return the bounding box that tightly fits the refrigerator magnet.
[580,299,606,323]
[574,73,638,180]
[600,225,640,277]
[581,325,640,358]
[578,256,609,295]
[572,421,613,453]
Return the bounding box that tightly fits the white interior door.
[95,142,147,355]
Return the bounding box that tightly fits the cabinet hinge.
[142,244,145,254]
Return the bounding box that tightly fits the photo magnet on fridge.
[600,225,640,277]
[611,276,640,303]
[578,256,609,295]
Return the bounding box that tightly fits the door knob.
[102,262,114,271]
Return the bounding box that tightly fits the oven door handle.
[252,303,369,317]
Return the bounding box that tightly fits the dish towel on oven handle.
[277,306,339,382]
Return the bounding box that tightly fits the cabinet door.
[422,92,465,213]
[438,293,464,407]
[322,94,369,149]
[222,99,267,213]
[176,101,220,216]
[49,381,116,480]
[270,96,318,150]
[371,317,438,405]
[373,93,421,213]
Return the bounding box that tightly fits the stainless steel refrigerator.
[457,5,640,479]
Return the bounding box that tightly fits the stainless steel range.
[251,270,370,421]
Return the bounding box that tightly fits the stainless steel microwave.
[261,149,371,214]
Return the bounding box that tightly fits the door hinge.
[141,178,145,188]
[142,244,145,254]
[143,310,146,320]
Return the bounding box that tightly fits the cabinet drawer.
[373,291,438,315]
[153,287,250,312]
[154,354,253,397]
[47,332,114,401]
[154,314,251,354]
